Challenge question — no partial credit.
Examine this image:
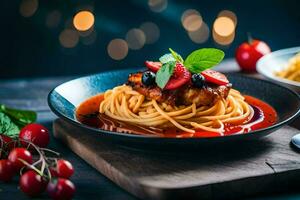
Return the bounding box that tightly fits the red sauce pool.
[76,94,277,138]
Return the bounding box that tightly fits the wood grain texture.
[53,119,300,200]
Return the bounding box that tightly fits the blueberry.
[191,73,205,88]
[142,71,156,86]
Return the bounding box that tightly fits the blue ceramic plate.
[48,69,300,148]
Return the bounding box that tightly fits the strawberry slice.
[165,63,191,90]
[145,61,161,72]
[201,69,229,85]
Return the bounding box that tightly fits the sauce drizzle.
[76,94,277,138]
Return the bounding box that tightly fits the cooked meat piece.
[127,72,178,104]
[127,72,231,106]
[181,84,231,106]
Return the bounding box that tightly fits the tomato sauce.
[76,94,277,138]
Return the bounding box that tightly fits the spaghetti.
[276,52,300,82]
[98,85,253,134]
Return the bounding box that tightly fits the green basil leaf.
[0,112,20,138]
[159,53,175,64]
[155,61,176,89]
[0,104,37,128]
[184,48,225,73]
[169,48,184,63]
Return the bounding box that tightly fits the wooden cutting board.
[53,119,300,200]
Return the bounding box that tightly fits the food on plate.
[76,48,277,138]
[275,52,300,82]
[235,36,271,72]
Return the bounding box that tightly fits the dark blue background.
[2,0,300,78]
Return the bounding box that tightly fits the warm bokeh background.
[2,0,300,78]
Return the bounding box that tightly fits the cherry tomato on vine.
[19,170,47,197]
[47,178,75,200]
[8,148,33,171]
[235,38,271,72]
[0,134,16,156]
[19,123,50,148]
[0,160,15,182]
[49,167,59,177]
[50,159,74,179]
[0,134,12,145]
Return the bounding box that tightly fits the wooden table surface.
[1,59,300,200]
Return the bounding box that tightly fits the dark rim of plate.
[48,69,300,140]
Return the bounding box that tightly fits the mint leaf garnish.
[0,112,20,138]
[183,48,225,73]
[155,61,176,89]
[159,48,184,64]
[153,48,225,90]
[169,48,184,63]
[0,105,37,138]
[159,53,175,64]
[0,104,37,128]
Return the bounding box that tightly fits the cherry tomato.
[56,159,74,179]
[0,160,15,182]
[235,39,271,72]
[8,148,33,171]
[20,170,47,197]
[50,159,74,179]
[164,63,191,90]
[145,61,161,72]
[47,178,75,200]
[19,123,50,148]
[201,69,229,85]
[0,134,16,157]
[49,167,59,177]
[0,134,12,145]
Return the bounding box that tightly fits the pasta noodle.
[99,85,253,134]
[276,53,300,82]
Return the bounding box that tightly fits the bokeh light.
[148,0,168,12]
[213,17,235,37]
[213,30,235,46]
[218,10,237,26]
[59,29,79,48]
[107,39,128,60]
[140,22,160,44]
[46,10,61,28]
[19,0,38,17]
[181,9,203,32]
[213,16,236,45]
[188,22,209,44]
[73,11,95,31]
[125,28,146,50]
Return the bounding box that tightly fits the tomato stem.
[247,32,253,44]
[40,148,60,156]
[0,136,60,181]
